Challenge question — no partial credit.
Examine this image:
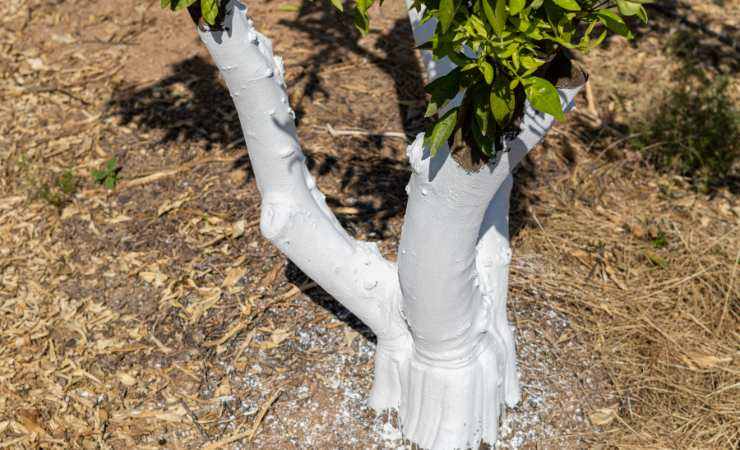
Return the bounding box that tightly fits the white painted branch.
[197,1,406,340]
[405,1,456,82]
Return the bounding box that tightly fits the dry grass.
[512,132,739,447]
[0,0,738,448]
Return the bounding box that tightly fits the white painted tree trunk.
[198,2,584,448]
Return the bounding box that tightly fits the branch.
[197,0,405,339]
[401,0,585,360]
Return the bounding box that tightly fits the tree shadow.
[106,55,247,154]
[643,0,739,74]
[279,0,429,239]
[275,1,427,339]
[285,260,377,343]
[104,2,430,340]
[593,0,739,74]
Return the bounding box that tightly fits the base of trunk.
[368,318,519,450]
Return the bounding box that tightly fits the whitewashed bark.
[197,1,583,448]
[196,1,408,342]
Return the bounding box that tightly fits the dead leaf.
[186,287,222,323]
[223,266,246,287]
[589,406,618,426]
[61,205,79,220]
[261,262,284,287]
[232,219,246,238]
[107,214,132,224]
[139,270,167,287]
[17,409,46,436]
[256,328,291,349]
[118,372,137,387]
[158,195,190,217]
[343,328,360,348]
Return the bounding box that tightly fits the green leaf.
[636,5,648,23]
[482,0,506,36]
[353,9,370,34]
[439,0,456,33]
[596,9,633,38]
[551,0,580,11]
[529,0,544,8]
[424,68,461,117]
[490,77,515,124]
[524,76,564,121]
[469,15,488,38]
[161,0,171,8]
[616,0,640,16]
[520,55,544,70]
[353,0,375,35]
[330,0,344,11]
[479,60,494,84]
[278,4,300,12]
[615,1,648,24]
[509,0,526,15]
[173,0,197,11]
[92,170,106,183]
[594,29,608,45]
[106,158,117,172]
[511,49,520,69]
[475,102,491,136]
[356,0,374,12]
[424,108,458,156]
[495,0,509,35]
[200,0,218,25]
[471,119,494,155]
[104,176,116,190]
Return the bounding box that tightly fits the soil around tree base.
[1,0,737,448]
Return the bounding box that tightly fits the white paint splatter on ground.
[230,290,605,449]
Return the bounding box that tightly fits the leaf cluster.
[349,0,650,156]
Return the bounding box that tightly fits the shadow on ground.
[103,0,740,342]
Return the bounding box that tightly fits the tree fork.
[196,1,585,448]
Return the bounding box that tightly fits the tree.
[162,0,646,447]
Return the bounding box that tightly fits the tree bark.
[197,1,584,448]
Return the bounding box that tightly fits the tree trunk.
[197,1,584,448]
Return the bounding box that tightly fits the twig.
[323,124,408,140]
[180,398,210,441]
[203,321,248,348]
[203,387,284,449]
[248,387,284,441]
[119,155,242,189]
[250,282,318,324]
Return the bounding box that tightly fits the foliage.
[92,158,120,190]
[349,0,651,156]
[632,75,739,191]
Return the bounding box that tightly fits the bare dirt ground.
[0,0,737,449]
